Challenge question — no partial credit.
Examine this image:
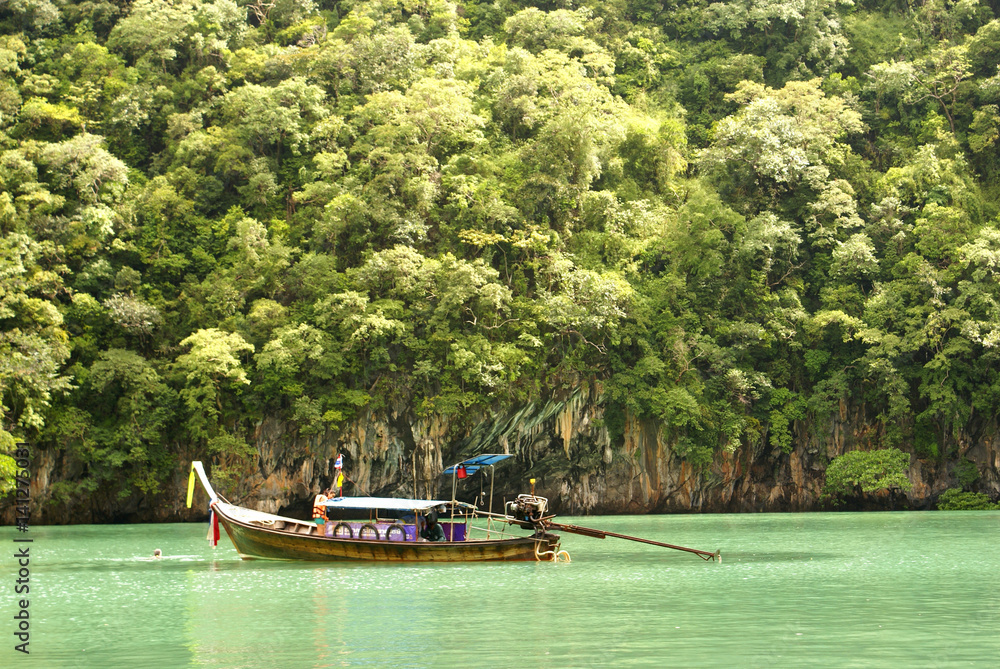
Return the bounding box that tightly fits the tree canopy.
[2,0,999,503]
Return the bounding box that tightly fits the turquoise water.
[2,511,998,668]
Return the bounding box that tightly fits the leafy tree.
[0,233,72,492]
[822,448,913,501]
[41,133,129,205]
[867,44,972,135]
[503,7,603,57]
[107,0,245,72]
[84,349,177,496]
[936,488,998,510]
[698,78,864,220]
[0,234,72,439]
[218,77,328,164]
[173,328,254,446]
[2,0,61,30]
[702,0,851,79]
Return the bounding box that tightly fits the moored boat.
[186,458,563,562]
[186,455,721,563]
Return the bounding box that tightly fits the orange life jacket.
[312,494,328,521]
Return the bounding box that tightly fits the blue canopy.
[442,454,513,477]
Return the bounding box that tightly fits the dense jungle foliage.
[2,0,1000,502]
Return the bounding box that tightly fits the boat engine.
[505,494,548,523]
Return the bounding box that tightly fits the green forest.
[2,0,1000,507]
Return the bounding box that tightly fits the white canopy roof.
[323,496,474,512]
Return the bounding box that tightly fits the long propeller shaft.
[545,522,720,561]
[476,508,720,562]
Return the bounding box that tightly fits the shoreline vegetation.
[3,1,1000,522]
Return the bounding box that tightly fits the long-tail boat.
[187,455,562,562]
[186,455,720,563]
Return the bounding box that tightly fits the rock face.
[11,385,1000,524]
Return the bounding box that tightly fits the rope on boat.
[534,541,571,563]
[342,473,371,497]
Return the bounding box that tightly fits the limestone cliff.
[11,384,1000,524]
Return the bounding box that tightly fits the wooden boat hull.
[214,502,560,562]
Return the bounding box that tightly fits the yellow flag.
[186,466,196,508]
[336,472,344,489]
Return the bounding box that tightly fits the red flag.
[208,509,220,548]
